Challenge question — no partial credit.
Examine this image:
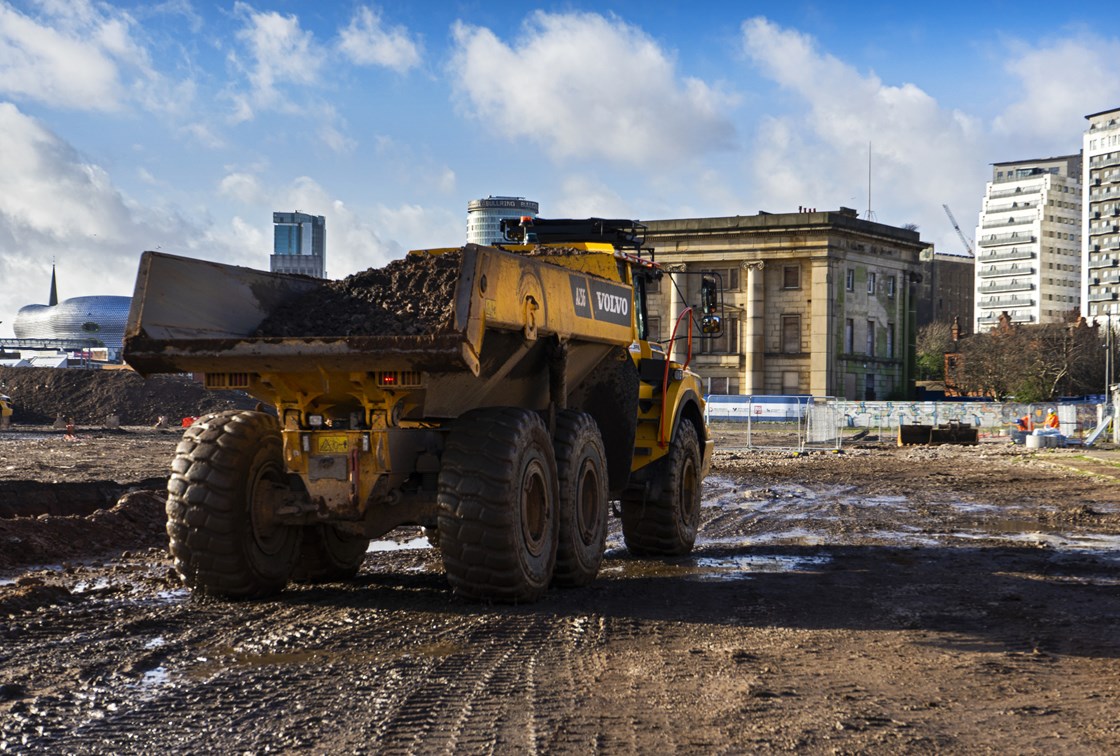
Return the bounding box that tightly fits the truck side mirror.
[700,275,722,335]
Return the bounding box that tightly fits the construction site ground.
[2,422,1119,753]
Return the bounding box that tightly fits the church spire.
[48,264,58,307]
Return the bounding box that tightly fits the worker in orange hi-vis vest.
[1044,410,1060,429]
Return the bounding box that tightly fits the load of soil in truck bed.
[255,250,463,337]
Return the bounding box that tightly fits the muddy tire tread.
[437,408,558,602]
[166,410,297,598]
[621,420,701,556]
[552,410,608,587]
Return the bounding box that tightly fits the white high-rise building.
[1082,108,1120,319]
[974,155,1082,332]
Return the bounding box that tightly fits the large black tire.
[291,525,369,584]
[437,408,559,602]
[621,419,702,556]
[166,410,300,598]
[552,410,608,587]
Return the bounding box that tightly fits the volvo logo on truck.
[569,275,631,327]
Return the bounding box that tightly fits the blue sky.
[2,1,1118,335]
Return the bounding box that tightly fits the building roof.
[643,208,924,246]
[1085,107,1120,120]
[990,154,1080,167]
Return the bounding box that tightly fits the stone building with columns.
[642,208,928,400]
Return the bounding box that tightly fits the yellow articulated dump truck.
[123,218,722,602]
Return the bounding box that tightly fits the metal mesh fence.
[705,395,842,452]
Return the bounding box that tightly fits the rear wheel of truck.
[166,410,299,598]
[621,419,701,556]
[552,410,608,587]
[437,408,559,602]
[292,525,369,583]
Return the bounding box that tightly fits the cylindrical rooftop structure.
[467,196,539,245]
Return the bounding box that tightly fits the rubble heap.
[256,251,462,337]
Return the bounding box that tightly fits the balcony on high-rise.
[978,232,1035,248]
[988,183,1042,200]
[978,295,1034,309]
[977,263,1034,279]
[976,247,1035,264]
[977,280,1034,294]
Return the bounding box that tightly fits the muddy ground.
[1,425,1119,753]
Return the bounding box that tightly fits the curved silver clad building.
[467,196,539,245]
[14,296,132,359]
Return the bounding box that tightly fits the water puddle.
[367,536,431,553]
[930,530,1120,557]
[693,553,832,580]
[601,549,832,582]
[139,666,169,688]
[72,577,112,594]
[155,588,190,603]
[738,528,827,546]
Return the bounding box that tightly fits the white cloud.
[372,203,463,254]
[0,102,129,241]
[179,122,225,149]
[0,0,192,115]
[319,123,356,155]
[550,176,633,219]
[434,167,456,195]
[338,6,421,73]
[740,17,988,253]
[0,103,222,333]
[282,178,397,275]
[228,2,324,121]
[367,134,457,196]
[994,35,1120,145]
[218,172,265,205]
[449,11,735,165]
[0,2,129,110]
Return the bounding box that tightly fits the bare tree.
[949,316,1104,401]
[916,322,954,379]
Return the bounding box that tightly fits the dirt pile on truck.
[256,251,462,337]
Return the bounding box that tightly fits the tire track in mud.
[365,613,556,754]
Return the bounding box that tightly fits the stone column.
[740,261,765,395]
[664,264,688,363]
[809,259,832,397]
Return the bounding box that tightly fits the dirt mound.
[0,489,167,572]
[256,250,462,337]
[0,367,258,425]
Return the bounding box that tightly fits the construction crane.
[942,204,974,257]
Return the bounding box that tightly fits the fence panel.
[705,395,842,452]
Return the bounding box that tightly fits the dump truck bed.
[124,244,638,379]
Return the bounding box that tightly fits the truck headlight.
[308,414,323,427]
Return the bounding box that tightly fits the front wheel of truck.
[621,419,701,556]
[166,410,300,598]
[437,408,559,602]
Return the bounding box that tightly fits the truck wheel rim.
[577,461,600,543]
[679,456,699,527]
[250,462,286,555]
[521,459,549,558]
